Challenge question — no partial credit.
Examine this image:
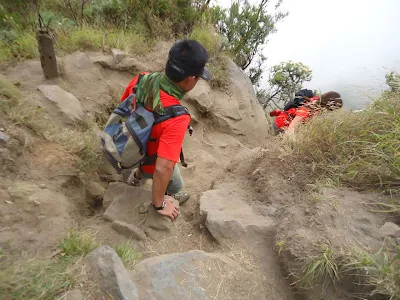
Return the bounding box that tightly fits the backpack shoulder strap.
[130,73,145,111]
[153,105,190,125]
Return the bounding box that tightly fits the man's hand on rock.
[156,197,179,221]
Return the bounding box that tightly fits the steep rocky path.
[0,46,299,299]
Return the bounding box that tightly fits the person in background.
[270,91,343,135]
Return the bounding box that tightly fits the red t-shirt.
[120,74,190,174]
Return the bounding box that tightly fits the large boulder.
[130,250,269,300]
[103,183,183,240]
[85,245,139,299]
[37,85,84,123]
[185,80,214,113]
[185,58,269,146]
[200,183,275,242]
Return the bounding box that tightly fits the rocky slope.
[1,43,396,300]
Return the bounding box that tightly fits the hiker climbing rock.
[102,40,211,222]
[270,90,343,134]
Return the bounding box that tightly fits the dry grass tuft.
[289,92,400,194]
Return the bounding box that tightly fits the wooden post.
[36,30,58,79]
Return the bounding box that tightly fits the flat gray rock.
[379,222,400,238]
[103,183,182,241]
[103,183,151,223]
[130,250,267,300]
[200,183,275,241]
[85,245,139,299]
[112,220,147,241]
[37,85,84,123]
[0,131,9,142]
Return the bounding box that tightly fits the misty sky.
[212,0,400,109]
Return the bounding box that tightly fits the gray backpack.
[101,76,190,173]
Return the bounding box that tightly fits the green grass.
[0,27,153,63]
[59,229,99,257]
[106,30,154,56]
[114,241,142,268]
[290,91,400,193]
[0,30,39,63]
[297,243,340,289]
[56,27,103,53]
[0,74,21,112]
[0,230,97,299]
[0,257,82,300]
[343,245,400,299]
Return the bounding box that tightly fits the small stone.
[0,132,9,142]
[220,143,228,149]
[5,200,13,204]
[60,289,83,300]
[0,127,5,131]
[39,184,47,189]
[379,222,400,238]
[111,220,147,241]
[185,164,196,173]
[34,200,40,206]
[111,48,127,64]
[252,168,261,176]
[85,181,106,206]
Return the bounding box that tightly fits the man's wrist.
[152,199,166,210]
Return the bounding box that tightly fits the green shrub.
[106,30,153,55]
[190,24,220,56]
[56,27,103,53]
[0,31,38,62]
[209,55,229,89]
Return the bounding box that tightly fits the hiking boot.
[171,191,190,205]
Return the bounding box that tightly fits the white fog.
[212,0,400,109]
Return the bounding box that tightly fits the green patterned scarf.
[135,72,185,114]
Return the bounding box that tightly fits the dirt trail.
[0,49,300,299]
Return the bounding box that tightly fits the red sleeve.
[157,115,191,162]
